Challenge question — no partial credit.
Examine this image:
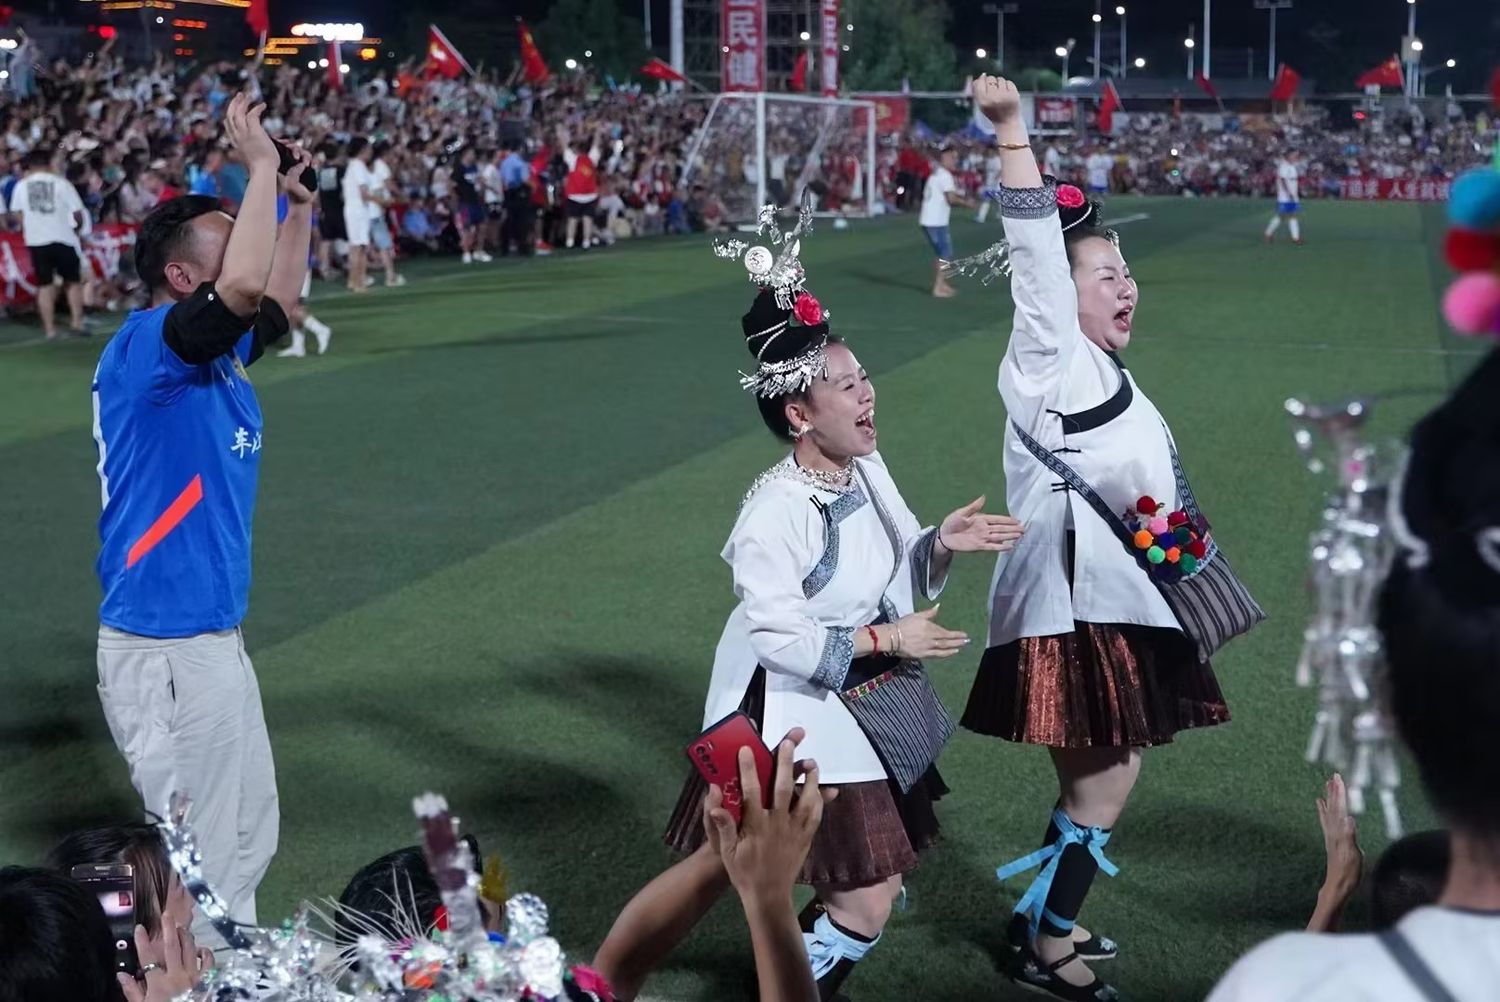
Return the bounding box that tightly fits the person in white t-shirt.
[919,145,972,298]
[366,141,404,288]
[1085,147,1113,194]
[7,150,88,339]
[1264,149,1304,245]
[1208,349,1500,1002]
[1044,144,1063,179]
[975,150,1003,224]
[340,137,375,293]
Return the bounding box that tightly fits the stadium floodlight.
[1184,37,1195,48]
[1092,13,1102,22]
[564,57,578,69]
[306,60,317,69]
[0,38,15,50]
[317,58,328,68]
[799,30,810,41]
[846,23,853,30]
[1116,5,1125,14]
[1446,57,1456,67]
[291,23,365,42]
[1410,39,1423,51]
[339,63,350,73]
[1055,45,1068,57]
[976,48,988,58]
[1134,56,1146,68]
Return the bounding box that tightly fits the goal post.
[682,92,878,222]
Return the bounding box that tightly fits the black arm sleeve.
[244,295,290,368]
[160,282,256,365]
[159,284,290,368]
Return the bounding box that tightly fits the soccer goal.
[681,92,878,222]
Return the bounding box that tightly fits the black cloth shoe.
[1011,946,1118,1002]
[1007,914,1118,961]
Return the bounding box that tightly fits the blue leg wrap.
[995,807,1119,940]
[803,912,880,981]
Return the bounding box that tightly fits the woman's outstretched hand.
[939,496,1024,553]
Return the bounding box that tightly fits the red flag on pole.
[640,57,686,84]
[327,40,342,91]
[1489,66,1500,109]
[424,24,473,79]
[1193,70,1219,102]
[518,20,550,84]
[245,0,269,37]
[1355,56,1404,90]
[1269,63,1302,102]
[789,50,808,92]
[1096,79,1121,133]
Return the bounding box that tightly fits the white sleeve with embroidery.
[1000,177,1085,390]
[725,488,854,691]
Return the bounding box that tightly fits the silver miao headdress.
[713,195,833,398]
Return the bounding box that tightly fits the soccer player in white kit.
[1264,150,1304,245]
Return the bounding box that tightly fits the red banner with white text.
[819,0,839,97]
[1338,177,1451,201]
[721,0,765,93]
[0,224,138,308]
[1034,97,1077,127]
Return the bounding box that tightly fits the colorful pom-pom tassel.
[1136,495,1158,516]
[1443,272,1500,336]
[1147,545,1166,564]
[1155,532,1177,550]
[1445,229,1500,272]
[1147,516,1170,535]
[1133,529,1154,549]
[1448,168,1500,230]
[1186,538,1208,560]
[1166,547,1181,563]
[1180,553,1198,574]
[1167,510,1189,528]
[1174,526,1193,545]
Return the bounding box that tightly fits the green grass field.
[0,198,1481,1001]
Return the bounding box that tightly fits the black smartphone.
[72,863,139,975]
[272,138,318,193]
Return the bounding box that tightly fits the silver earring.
[792,424,812,439]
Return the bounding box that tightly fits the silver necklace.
[792,458,855,492]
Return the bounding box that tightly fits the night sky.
[280,0,1497,93]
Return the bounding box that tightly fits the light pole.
[983,3,1019,73]
[1116,6,1127,78]
[1202,0,1211,78]
[1056,39,1075,81]
[1418,57,1455,97]
[1185,29,1195,80]
[1092,3,1102,80]
[1254,0,1292,81]
[1405,0,1418,98]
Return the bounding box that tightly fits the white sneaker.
[387,274,407,287]
[277,342,306,358]
[463,252,473,264]
[473,250,493,263]
[312,327,332,354]
[363,275,376,288]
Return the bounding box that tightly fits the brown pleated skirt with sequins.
[961,532,1232,748]
[663,667,948,888]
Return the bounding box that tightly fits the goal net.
[682,93,877,223]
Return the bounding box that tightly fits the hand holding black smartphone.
[71,863,139,975]
[272,138,318,193]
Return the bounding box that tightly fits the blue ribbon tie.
[995,808,1119,940]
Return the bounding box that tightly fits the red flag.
[327,40,342,91]
[1096,79,1121,133]
[1489,66,1500,110]
[1194,71,1219,102]
[245,0,269,37]
[518,20,549,84]
[1356,56,1404,90]
[424,24,472,80]
[789,50,808,92]
[1269,63,1302,102]
[640,57,686,84]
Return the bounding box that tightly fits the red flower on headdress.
[793,292,823,326]
[1056,184,1087,210]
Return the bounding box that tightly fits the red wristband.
[865,625,880,656]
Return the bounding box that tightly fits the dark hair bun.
[1397,348,1500,607]
[741,288,828,367]
[1060,198,1104,234]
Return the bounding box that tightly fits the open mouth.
[855,408,876,437]
[1113,306,1134,332]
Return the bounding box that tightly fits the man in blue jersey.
[90,94,313,949]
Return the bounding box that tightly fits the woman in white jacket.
[959,77,1235,1002]
[593,255,1021,1000]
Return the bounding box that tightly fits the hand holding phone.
[272,138,318,195]
[685,712,775,825]
[71,863,138,975]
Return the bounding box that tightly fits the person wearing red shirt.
[563,140,600,251]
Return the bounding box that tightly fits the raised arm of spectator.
[214,93,281,318]
[265,143,314,314]
[703,734,836,1002]
[1306,773,1363,932]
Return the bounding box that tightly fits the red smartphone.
[685,711,775,824]
[72,863,139,975]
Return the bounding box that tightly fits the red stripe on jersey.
[126,475,204,569]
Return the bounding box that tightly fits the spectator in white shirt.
[919,145,972,298]
[340,137,374,294]
[7,150,88,339]
[1208,349,1500,1002]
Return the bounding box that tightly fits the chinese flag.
[1269,63,1302,102]
[425,24,472,80]
[1096,79,1121,133]
[518,20,549,84]
[1356,56,1404,90]
[245,0,269,37]
[640,57,686,84]
[789,51,808,92]
[327,40,342,91]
